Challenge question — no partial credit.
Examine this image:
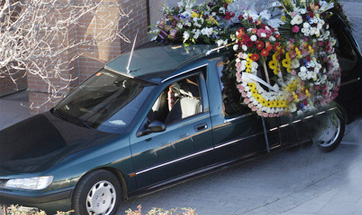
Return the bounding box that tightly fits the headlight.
[5,176,53,190]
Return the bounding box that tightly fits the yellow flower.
[282,58,291,68]
[292,92,299,102]
[191,12,199,18]
[295,48,302,58]
[281,16,286,22]
[308,45,314,54]
[225,0,233,3]
[269,60,277,69]
[305,89,311,98]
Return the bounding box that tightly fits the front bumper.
[0,188,73,212]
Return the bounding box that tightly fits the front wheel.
[314,112,345,152]
[72,170,121,215]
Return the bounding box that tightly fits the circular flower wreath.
[234,1,341,117]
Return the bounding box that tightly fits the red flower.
[245,40,254,47]
[309,11,314,18]
[265,42,273,51]
[238,15,243,21]
[224,11,235,21]
[273,42,280,51]
[261,49,269,57]
[256,42,264,50]
[237,27,245,39]
[306,55,311,61]
[251,53,260,61]
[275,34,281,39]
[251,28,257,34]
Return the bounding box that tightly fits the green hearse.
[0,14,362,215]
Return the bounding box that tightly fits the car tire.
[72,170,121,215]
[314,112,345,152]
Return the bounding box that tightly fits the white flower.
[303,22,310,29]
[260,32,266,38]
[177,1,184,8]
[242,45,247,51]
[300,66,307,73]
[183,31,190,43]
[291,15,303,25]
[236,58,241,63]
[193,29,200,39]
[299,9,306,14]
[250,35,257,41]
[177,23,183,30]
[251,61,258,69]
[180,10,192,19]
[269,36,276,42]
[303,29,310,36]
[289,103,297,112]
[216,40,224,47]
[291,59,300,69]
[201,27,213,37]
[233,44,239,51]
[219,7,225,14]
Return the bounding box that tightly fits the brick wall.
[26,0,149,114]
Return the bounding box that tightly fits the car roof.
[104,42,219,84]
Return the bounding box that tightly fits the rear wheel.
[314,112,345,152]
[73,170,121,215]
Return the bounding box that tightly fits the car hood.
[0,112,118,174]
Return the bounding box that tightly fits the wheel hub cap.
[86,180,116,215]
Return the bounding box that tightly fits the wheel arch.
[71,167,128,205]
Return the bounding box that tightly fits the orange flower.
[265,42,273,51]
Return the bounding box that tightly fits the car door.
[207,59,280,162]
[129,70,213,189]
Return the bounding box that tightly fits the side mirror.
[148,121,166,132]
[137,121,166,137]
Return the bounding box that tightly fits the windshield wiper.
[52,109,94,129]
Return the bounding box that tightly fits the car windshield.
[52,69,155,133]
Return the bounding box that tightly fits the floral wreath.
[153,0,344,117]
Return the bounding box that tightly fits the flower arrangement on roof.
[152,0,346,117]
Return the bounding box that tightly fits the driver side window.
[148,75,203,126]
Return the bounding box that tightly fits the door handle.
[194,123,208,132]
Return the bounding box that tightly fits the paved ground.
[1,1,362,214]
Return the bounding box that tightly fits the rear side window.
[330,16,359,77]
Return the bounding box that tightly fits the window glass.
[330,18,359,76]
[147,75,203,125]
[53,69,155,133]
[217,60,251,117]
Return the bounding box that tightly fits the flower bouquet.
[153,0,345,117]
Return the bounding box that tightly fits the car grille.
[0,179,7,188]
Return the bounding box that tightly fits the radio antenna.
[127,29,139,73]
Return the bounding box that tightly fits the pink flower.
[237,84,244,93]
[244,98,250,104]
[292,25,300,33]
[291,11,296,16]
[257,29,267,38]
[236,71,243,82]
